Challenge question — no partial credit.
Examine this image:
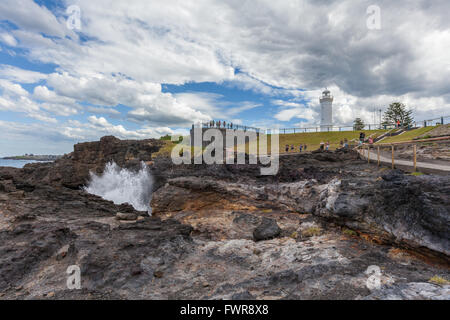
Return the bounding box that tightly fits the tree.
[353,117,365,131]
[382,102,414,128]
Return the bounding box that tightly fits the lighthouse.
[320,89,333,131]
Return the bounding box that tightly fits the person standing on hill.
[285,144,289,153]
[299,144,303,152]
[359,132,365,145]
[304,144,307,151]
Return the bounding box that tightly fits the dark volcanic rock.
[0,138,448,300]
[15,135,164,189]
[151,152,449,259]
[231,290,255,300]
[0,223,77,291]
[253,218,282,241]
[315,172,450,257]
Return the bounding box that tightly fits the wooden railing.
[357,136,450,172]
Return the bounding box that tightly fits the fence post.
[377,146,380,167]
[391,145,395,169]
[367,146,370,163]
[294,128,296,134]
[413,144,417,172]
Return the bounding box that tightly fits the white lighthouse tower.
[320,88,333,131]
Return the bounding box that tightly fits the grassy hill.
[271,130,386,152]
[376,126,437,144]
[153,126,443,158]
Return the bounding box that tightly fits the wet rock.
[253,218,281,241]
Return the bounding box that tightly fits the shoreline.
[1,157,60,161]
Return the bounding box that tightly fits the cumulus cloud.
[0,80,58,123]
[0,0,70,38]
[0,0,449,155]
[0,64,48,83]
[0,32,17,47]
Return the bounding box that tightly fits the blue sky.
[0,0,449,156]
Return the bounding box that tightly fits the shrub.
[302,226,321,237]
[429,276,450,285]
[290,231,298,239]
[342,228,358,236]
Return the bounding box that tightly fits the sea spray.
[84,161,153,214]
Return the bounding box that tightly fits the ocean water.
[0,159,48,168]
[84,161,153,213]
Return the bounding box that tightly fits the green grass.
[248,130,386,153]
[377,126,437,144]
[409,172,424,176]
[342,228,358,236]
[429,276,450,285]
[302,226,322,237]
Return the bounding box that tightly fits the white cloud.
[33,85,80,116]
[45,72,212,126]
[0,0,449,151]
[0,64,47,83]
[85,115,174,140]
[0,32,17,46]
[0,80,58,122]
[0,0,69,38]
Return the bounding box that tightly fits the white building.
[320,89,333,131]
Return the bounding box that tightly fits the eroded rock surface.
[152,156,450,258]
[0,136,448,300]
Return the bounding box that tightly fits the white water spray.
[84,162,153,214]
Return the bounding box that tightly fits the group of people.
[339,139,349,148]
[205,120,234,129]
[358,132,374,146]
[319,141,330,151]
[281,131,378,153]
[285,144,308,153]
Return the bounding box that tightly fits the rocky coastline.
[0,136,448,300]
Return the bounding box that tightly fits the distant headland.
[1,154,62,161]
